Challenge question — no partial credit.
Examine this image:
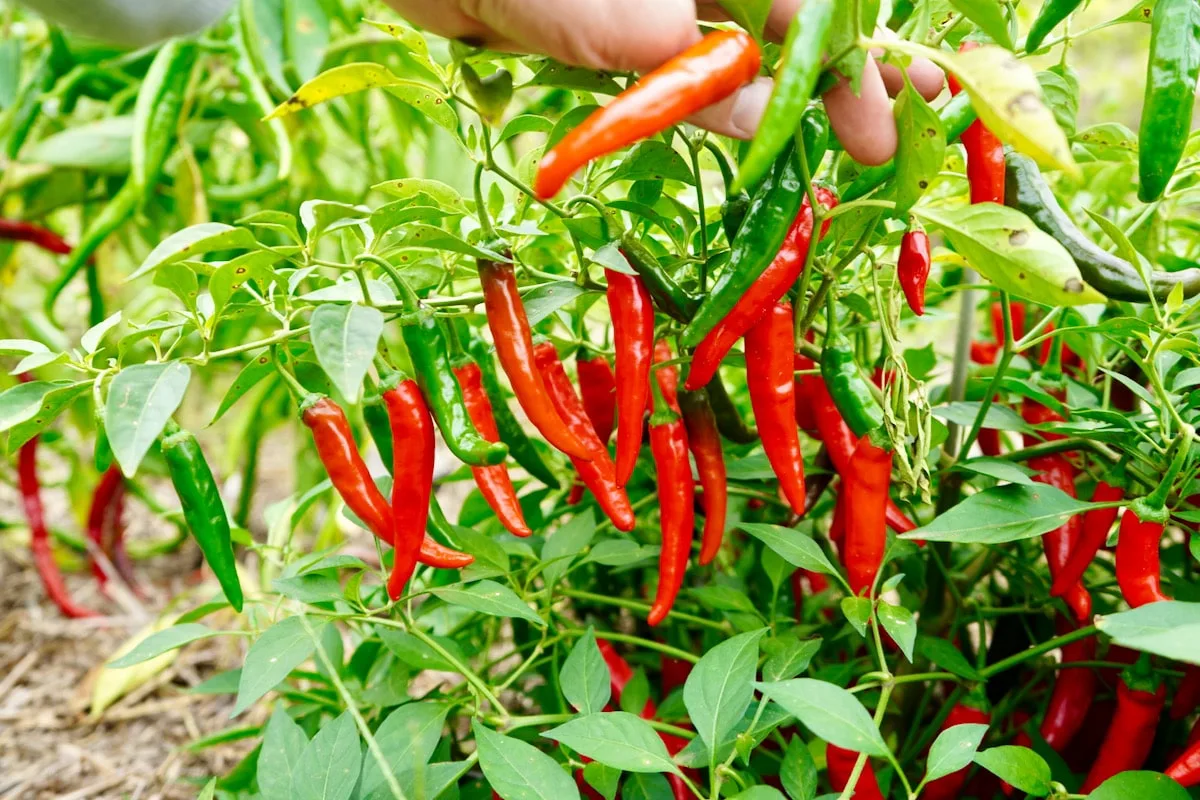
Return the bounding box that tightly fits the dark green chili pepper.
[1025,0,1086,53]
[45,179,140,316]
[400,310,509,467]
[841,92,976,202]
[1138,0,1200,202]
[468,336,562,488]
[619,233,701,323]
[820,320,886,440]
[1005,151,1200,301]
[363,393,395,467]
[704,372,758,444]
[801,106,830,169]
[735,0,835,190]
[682,144,804,348]
[721,193,751,243]
[462,63,513,124]
[133,39,198,192]
[161,422,244,611]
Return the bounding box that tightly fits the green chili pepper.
[133,39,198,193]
[1005,151,1200,301]
[619,233,702,323]
[1138,0,1200,202]
[801,106,830,169]
[704,373,759,444]
[1024,0,1086,53]
[841,92,976,202]
[45,179,140,316]
[161,422,244,611]
[681,144,805,348]
[734,0,835,190]
[4,49,55,159]
[363,393,395,467]
[462,63,514,124]
[468,336,562,488]
[820,318,886,440]
[230,0,291,187]
[721,193,751,243]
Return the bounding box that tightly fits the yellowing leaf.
[91,615,180,717]
[267,63,406,119]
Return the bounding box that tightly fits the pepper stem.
[272,345,309,401]
[1134,423,1195,520]
[356,253,420,311]
[474,161,497,241]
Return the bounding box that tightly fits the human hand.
[382,0,944,165]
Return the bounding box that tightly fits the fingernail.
[728,78,773,139]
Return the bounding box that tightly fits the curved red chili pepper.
[534,343,635,531]
[535,31,761,198]
[843,439,892,595]
[680,389,728,566]
[685,190,837,392]
[1051,480,1124,597]
[607,267,655,486]
[647,390,695,627]
[923,703,991,800]
[1168,737,1200,788]
[106,481,142,597]
[793,354,820,437]
[0,218,74,255]
[1080,678,1166,792]
[452,362,532,538]
[1115,507,1170,607]
[382,378,435,599]
[87,466,124,591]
[650,339,680,411]
[478,260,592,460]
[745,301,806,514]
[1040,623,1097,752]
[1029,454,1092,624]
[1173,666,1200,721]
[949,42,1005,205]
[898,227,932,316]
[826,744,884,799]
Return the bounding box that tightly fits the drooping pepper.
[619,236,701,324]
[826,744,884,799]
[897,225,931,316]
[821,314,886,442]
[1080,669,1166,792]
[87,466,125,591]
[1173,665,1200,721]
[576,349,617,445]
[0,218,74,255]
[647,370,695,627]
[794,353,820,437]
[1025,0,1086,53]
[1138,0,1200,202]
[477,258,591,460]
[705,374,759,444]
[679,387,728,565]
[1039,620,1098,752]
[949,41,1006,206]
[534,343,635,531]
[842,438,893,595]
[1030,454,1092,624]
[745,301,807,514]
[161,421,245,612]
[535,30,762,198]
[452,361,533,539]
[1051,479,1125,597]
[923,702,991,800]
[381,376,435,599]
[606,267,655,486]
[650,338,680,412]
[1168,737,1200,788]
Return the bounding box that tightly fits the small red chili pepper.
[105,481,142,597]
[1173,666,1200,721]
[535,343,636,531]
[1168,737,1200,788]
[1115,507,1171,607]
[745,301,807,514]
[535,31,762,198]
[1039,622,1098,752]
[1029,454,1092,624]
[791,568,831,621]
[606,267,655,486]
[1080,674,1166,792]
[647,377,695,627]
[826,744,884,799]
[685,189,836,392]
[680,388,728,566]
[1051,479,1125,597]
[87,466,125,591]
[843,438,892,595]
[478,259,593,460]
[793,353,820,437]
[452,362,532,539]
[923,702,991,800]
[898,226,932,316]
[0,218,75,255]
[381,378,436,599]
[949,41,1005,205]
[577,350,617,445]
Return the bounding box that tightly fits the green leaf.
[731,789,786,800]
[947,0,1013,48]
[605,141,694,186]
[716,0,774,37]
[23,115,134,173]
[268,62,404,118]
[877,603,917,662]
[378,629,468,672]
[561,627,611,714]
[893,79,946,214]
[383,82,459,134]
[359,702,450,797]
[1095,601,1200,664]
[233,616,326,716]
[674,702,790,768]
[1086,772,1190,799]
[542,510,597,585]
[475,723,581,800]
[683,629,767,761]
[108,623,221,668]
[129,223,257,282]
[902,483,1091,544]
[925,723,987,782]
[284,0,330,83]
[0,380,89,454]
[917,204,1104,306]
[372,178,469,213]
[916,637,981,680]
[762,636,822,682]
[291,711,360,800]
[780,736,819,800]
[432,580,544,626]
[106,362,191,477]
[933,402,1027,432]
[81,312,123,355]
[624,773,674,800]
[210,351,276,425]
[583,762,621,800]
[310,303,384,402]
[756,679,888,757]
[522,282,590,328]
[738,523,838,576]
[841,597,872,637]
[957,457,1037,486]
[583,540,659,567]
[973,746,1052,795]
[527,61,623,95]
[544,712,679,774]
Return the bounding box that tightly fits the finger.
[460,0,702,72]
[380,0,498,45]
[823,56,897,165]
[688,76,775,139]
[877,58,946,100]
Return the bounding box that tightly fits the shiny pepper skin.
[843,439,893,595]
[1040,622,1098,752]
[606,268,655,486]
[576,351,617,445]
[535,30,761,198]
[897,227,931,316]
[744,301,807,514]
[382,378,435,599]
[949,41,1005,204]
[1051,480,1125,597]
[647,398,695,627]
[1115,507,1171,607]
[679,388,728,565]
[1030,454,1093,624]
[826,744,884,799]
[1173,665,1200,721]
[1081,679,1167,792]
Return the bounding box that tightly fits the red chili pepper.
[1040,622,1098,752]
[660,654,693,696]
[949,42,1005,205]
[87,466,125,591]
[478,259,592,460]
[0,218,75,255]
[1173,666,1200,721]
[1115,507,1170,607]
[647,381,695,627]
[1168,738,1200,788]
[791,568,831,621]
[898,227,932,316]
[1080,677,1166,792]
[826,744,884,799]
[650,339,681,411]
[1029,454,1092,624]
[607,267,655,486]
[452,362,532,539]
[993,301,1027,342]
[685,190,837,392]
[105,480,142,597]
[535,31,762,198]
[745,301,807,514]
[1051,480,1125,597]
[302,395,473,570]
[577,350,617,445]
[1038,321,1084,372]
[829,482,848,549]
[534,343,635,531]
[680,388,728,566]
[923,703,991,800]
[843,439,893,595]
[793,353,820,437]
[381,378,436,599]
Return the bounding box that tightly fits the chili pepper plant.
[5,1,1200,799]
